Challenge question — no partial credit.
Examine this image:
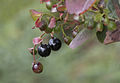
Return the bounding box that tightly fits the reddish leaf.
[69,29,92,49]
[40,0,50,3]
[48,17,56,28]
[65,0,96,14]
[35,18,43,28]
[28,48,34,52]
[104,21,120,44]
[30,9,42,21]
[33,37,43,45]
[112,0,120,19]
[57,5,66,12]
[59,13,64,19]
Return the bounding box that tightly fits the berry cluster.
[29,37,61,73]
[38,37,61,57]
[28,0,119,73]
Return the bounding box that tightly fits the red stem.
[33,45,36,63]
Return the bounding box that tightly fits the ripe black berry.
[38,44,51,57]
[48,37,62,51]
[32,62,43,73]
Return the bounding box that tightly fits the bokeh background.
[0,0,120,83]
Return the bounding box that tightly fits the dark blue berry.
[48,37,62,51]
[38,44,51,57]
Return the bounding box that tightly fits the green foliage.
[107,21,117,31]
[94,13,104,22]
[96,26,107,43]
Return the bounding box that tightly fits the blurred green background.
[0,0,120,83]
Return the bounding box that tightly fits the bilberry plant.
[28,0,120,73]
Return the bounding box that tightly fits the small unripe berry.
[46,1,52,10]
[32,62,43,73]
[104,17,109,26]
[96,22,103,32]
[39,21,47,31]
[87,20,96,30]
